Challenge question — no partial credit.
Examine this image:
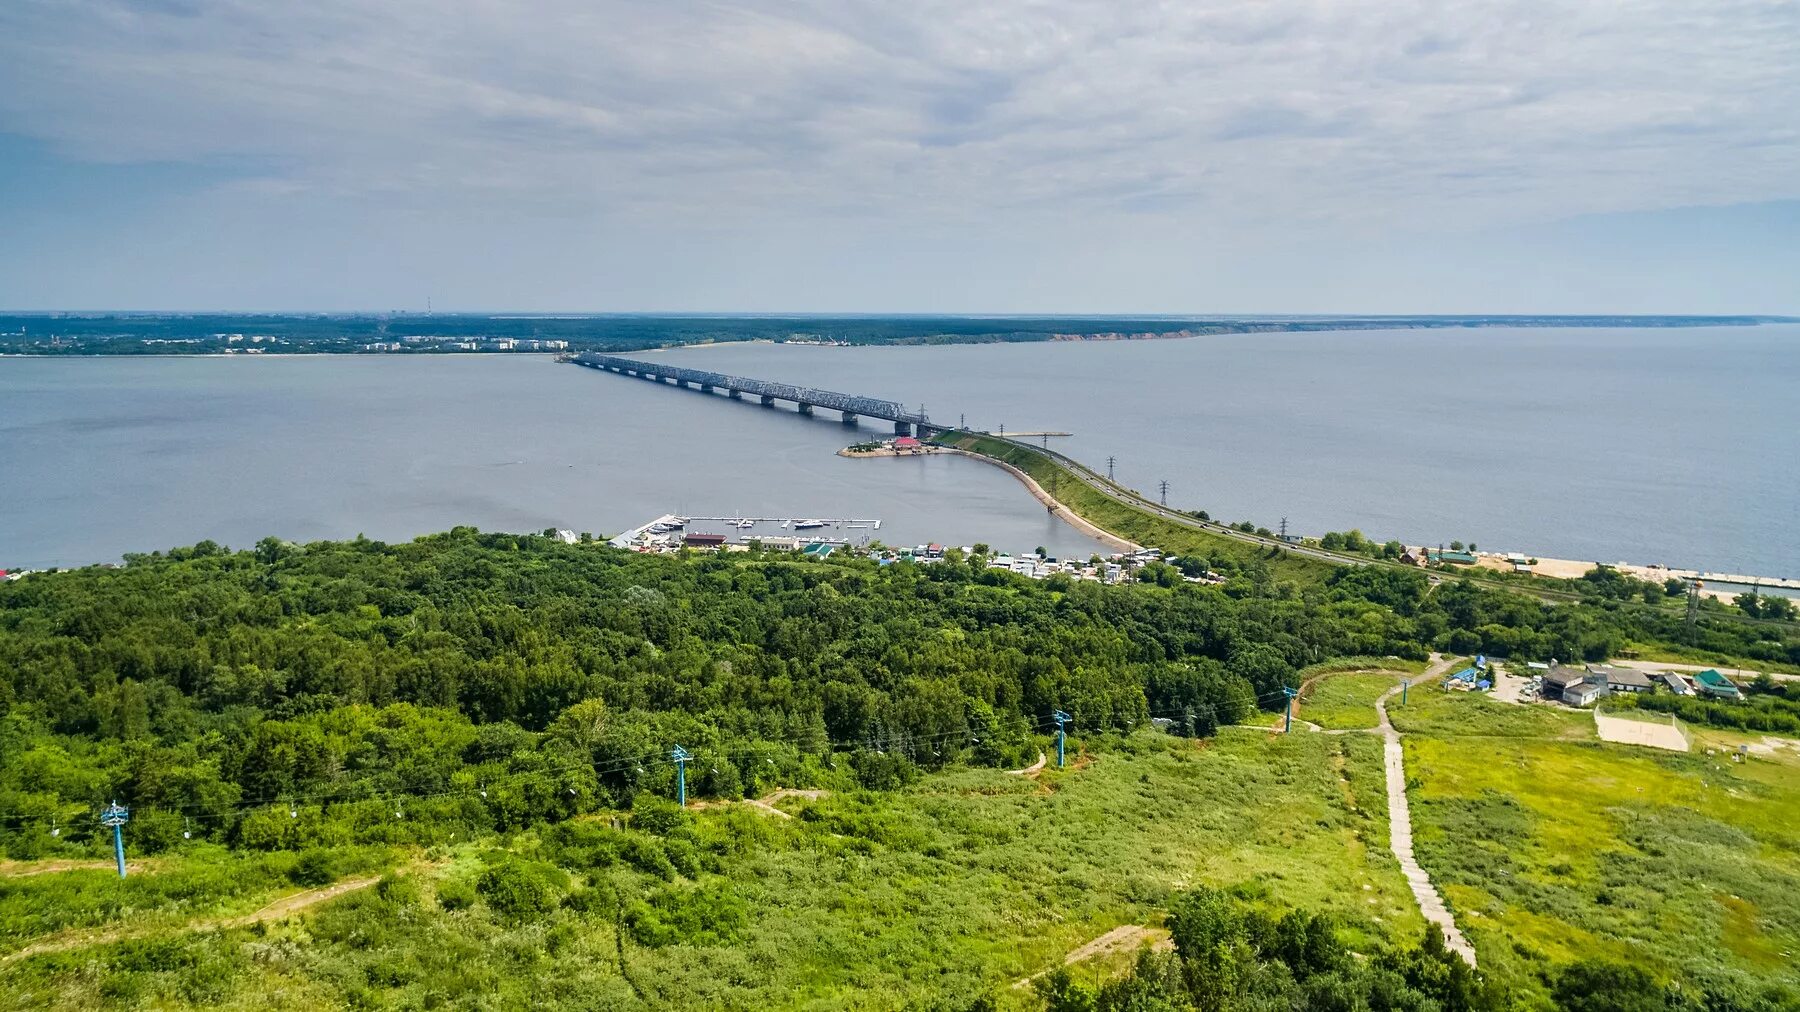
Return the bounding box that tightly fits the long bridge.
[569,353,933,435]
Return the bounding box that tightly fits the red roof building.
[894,436,922,449]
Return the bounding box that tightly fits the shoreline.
[936,449,1142,554]
[837,442,1138,552]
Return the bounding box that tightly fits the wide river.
[2,324,1796,576]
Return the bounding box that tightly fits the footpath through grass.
[0,732,1419,1009]
[1399,688,1800,1005]
[941,432,1335,584]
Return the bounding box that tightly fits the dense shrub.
[475,856,568,919]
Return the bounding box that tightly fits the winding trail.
[1375,658,1477,966]
[2,874,383,964]
[1009,924,1172,990]
[1007,751,1048,776]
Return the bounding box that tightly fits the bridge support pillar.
[700,384,715,394]
[893,421,912,436]
[665,376,679,385]
[727,389,741,400]
[796,402,814,416]
[759,394,776,407]
[840,413,858,426]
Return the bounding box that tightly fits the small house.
[1562,680,1607,707]
[1691,669,1742,701]
[1429,549,1478,565]
[1657,673,1693,696]
[683,532,728,549]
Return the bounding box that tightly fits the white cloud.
[2,0,1797,232]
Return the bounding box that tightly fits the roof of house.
[684,532,728,545]
[1693,669,1739,690]
[894,436,921,447]
[1544,665,1588,687]
[1430,550,1478,564]
[1592,665,1653,688]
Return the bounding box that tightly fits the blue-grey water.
[2,324,1796,576]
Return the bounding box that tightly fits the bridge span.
[568,353,933,435]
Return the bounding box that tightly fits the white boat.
[736,519,755,529]
[794,520,827,530]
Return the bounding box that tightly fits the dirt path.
[1375,669,1477,967]
[746,788,827,819]
[1010,924,1172,989]
[1008,751,1048,776]
[2,874,384,964]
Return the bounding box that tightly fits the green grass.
[942,433,1336,584]
[1387,686,1594,740]
[0,846,398,957]
[1298,673,1406,731]
[1407,734,1800,1001]
[8,690,1797,1008]
[0,732,1419,1009]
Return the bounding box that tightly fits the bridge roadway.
[570,353,931,434]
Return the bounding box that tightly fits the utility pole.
[1401,679,1409,706]
[999,423,1005,438]
[1279,517,1289,540]
[1686,579,1703,638]
[1158,480,1170,507]
[101,801,130,878]
[1041,433,1048,449]
[1106,456,1115,482]
[959,412,965,430]
[1282,687,1298,733]
[671,746,692,806]
[1052,710,1071,767]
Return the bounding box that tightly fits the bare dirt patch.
[1593,709,1689,752]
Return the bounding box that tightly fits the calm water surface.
[0,355,1101,570]
[3,324,1796,575]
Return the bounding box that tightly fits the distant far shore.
[3,313,1792,357]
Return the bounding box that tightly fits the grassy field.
[0,731,1420,1009]
[941,432,1336,584]
[1297,673,1405,730]
[1387,685,1596,740]
[8,682,1797,1009]
[1401,691,1800,1004]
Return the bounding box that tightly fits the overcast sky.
[2,0,1796,313]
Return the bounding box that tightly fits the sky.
[1,0,1797,314]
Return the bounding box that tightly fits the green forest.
[2,530,1797,1008]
